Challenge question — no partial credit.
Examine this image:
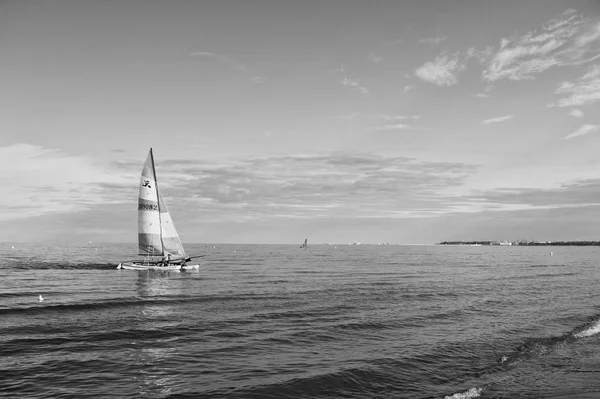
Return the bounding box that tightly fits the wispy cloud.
[414,54,465,86]
[0,144,132,221]
[373,123,412,131]
[419,35,447,46]
[189,51,216,57]
[482,115,514,124]
[341,77,369,94]
[380,114,421,121]
[465,178,600,209]
[552,64,600,107]
[141,153,479,222]
[564,124,600,139]
[569,108,584,117]
[404,85,414,93]
[416,10,600,88]
[334,64,369,94]
[482,11,600,81]
[189,51,264,83]
[373,114,421,130]
[367,53,383,63]
[466,46,495,64]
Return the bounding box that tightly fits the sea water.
[1,243,599,398]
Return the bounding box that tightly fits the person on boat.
[161,254,171,266]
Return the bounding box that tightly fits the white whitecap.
[574,321,600,338]
[445,387,483,399]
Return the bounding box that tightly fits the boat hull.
[116,262,200,271]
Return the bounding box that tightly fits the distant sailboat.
[117,148,199,271]
[300,239,307,249]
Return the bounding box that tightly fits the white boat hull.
[116,262,200,271]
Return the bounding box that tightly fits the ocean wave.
[0,293,287,315]
[499,314,600,366]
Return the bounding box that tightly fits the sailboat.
[117,148,200,271]
[300,239,307,249]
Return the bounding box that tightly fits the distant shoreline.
[437,241,600,246]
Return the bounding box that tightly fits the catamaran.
[117,148,200,271]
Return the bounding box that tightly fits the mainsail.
[137,148,186,258]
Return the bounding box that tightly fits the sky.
[1,0,600,244]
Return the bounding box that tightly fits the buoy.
[11,245,14,249]
[38,295,44,302]
[550,252,553,256]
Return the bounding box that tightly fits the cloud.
[482,115,514,124]
[147,153,479,222]
[466,46,495,64]
[373,123,412,131]
[414,54,465,86]
[189,51,264,83]
[341,77,369,94]
[464,178,600,209]
[419,35,447,46]
[552,64,600,107]
[373,114,421,130]
[334,64,369,94]
[380,114,421,121]
[482,11,600,81]
[564,124,600,139]
[367,53,383,63]
[569,108,584,117]
[413,11,599,89]
[188,51,216,57]
[404,85,414,93]
[0,144,133,221]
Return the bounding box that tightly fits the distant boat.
[117,148,199,271]
[300,239,307,249]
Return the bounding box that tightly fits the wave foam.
[573,320,600,338]
[444,387,483,399]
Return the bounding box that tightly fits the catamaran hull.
[116,262,200,271]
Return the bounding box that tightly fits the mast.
[149,148,165,255]
[149,148,158,197]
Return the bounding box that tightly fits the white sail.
[137,148,187,258]
[157,189,186,258]
[138,149,162,255]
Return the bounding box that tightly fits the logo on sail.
[142,180,152,188]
